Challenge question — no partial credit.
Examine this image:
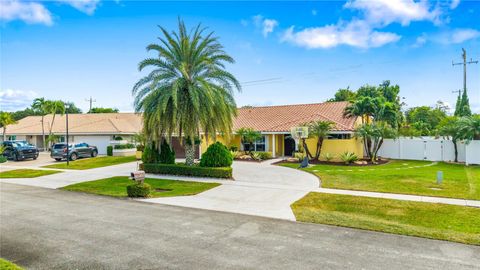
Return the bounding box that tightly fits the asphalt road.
[1,183,479,270]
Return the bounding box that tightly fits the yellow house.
[200,101,363,160]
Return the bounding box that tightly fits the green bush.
[142,142,160,163]
[200,142,233,167]
[114,143,135,150]
[142,163,232,178]
[126,182,151,197]
[0,156,7,163]
[107,146,113,156]
[136,144,145,151]
[159,140,175,164]
[229,145,238,151]
[251,151,272,160]
[294,152,306,162]
[340,152,358,165]
[322,152,335,162]
[114,136,123,141]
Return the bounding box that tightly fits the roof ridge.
[238,101,349,110]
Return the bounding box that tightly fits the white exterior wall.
[378,138,476,164]
[74,135,112,155]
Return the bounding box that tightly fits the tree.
[307,120,334,161]
[458,89,472,117]
[439,117,462,162]
[404,106,446,136]
[44,100,65,148]
[0,112,17,141]
[355,122,397,162]
[236,127,262,154]
[133,20,240,166]
[89,107,119,113]
[65,102,82,114]
[457,115,480,141]
[328,87,356,102]
[32,98,48,151]
[454,91,462,116]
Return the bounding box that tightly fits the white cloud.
[281,19,400,49]
[435,28,480,44]
[344,0,442,26]
[0,0,53,25]
[58,0,100,15]
[450,0,461,9]
[253,15,278,37]
[413,33,427,47]
[0,89,38,111]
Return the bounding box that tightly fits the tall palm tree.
[308,120,334,161]
[32,98,48,151]
[44,100,65,149]
[0,112,17,142]
[133,20,241,166]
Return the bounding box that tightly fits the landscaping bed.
[0,169,61,178]
[280,160,480,200]
[141,163,232,179]
[292,192,480,245]
[275,158,390,166]
[61,176,220,198]
[43,155,136,170]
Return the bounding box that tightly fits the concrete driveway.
[1,152,57,168]
[2,183,479,270]
[142,159,319,220]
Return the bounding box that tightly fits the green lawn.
[43,155,137,170]
[0,258,24,270]
[280,160,480,200]
[0,169,61,178]
[292,192,480,245]
[61,176,220,198]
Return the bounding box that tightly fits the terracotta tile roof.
[5,113,142,135]
[233,101,356,132]
[6,102,355,135]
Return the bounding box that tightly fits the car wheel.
[91,150,98,157]
[70,153,78,161]
[55,158,62,161]
[33,155,38,160]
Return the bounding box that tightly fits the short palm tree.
[44,100,65,149]
[308,120,334,161]
[0,112,17,141]
[236,127,262,154]
[457,115,480,141]
[133,20,241,165]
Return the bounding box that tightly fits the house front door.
[284,135,295,157]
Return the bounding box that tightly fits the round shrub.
[200,142,233,167]
[0,156,7,163]
[126,183,151,197]
[106,145,113,156]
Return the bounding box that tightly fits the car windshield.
[53,144,66,149]
[12,141,30,147]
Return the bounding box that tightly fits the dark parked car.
[2,140,39,161]
[51,142,98,161]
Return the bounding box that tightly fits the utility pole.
[452,48,478,93]
[85,96,96,112]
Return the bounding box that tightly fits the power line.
[452,48,478,93]
[85,96,96,112]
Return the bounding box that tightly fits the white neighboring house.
[3,113,142,155]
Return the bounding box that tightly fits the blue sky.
[1,0,479,113]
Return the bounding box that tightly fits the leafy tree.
[0,112,17,141]
[459,89,472,117]
[405,106,446,136]
[89,107,119,113]
[328,87,356,102]
[133,20,240,166]
[236,127,262,154]
[65,102,82,114]
[307,120,334,161]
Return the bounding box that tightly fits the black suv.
[2,140,39,161]
[51,142,98,161]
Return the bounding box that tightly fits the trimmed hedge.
[126,182,151,197]
[114,143,135,150]
[106,146,113,156]
[200,142,232,167]
[142,163,232,179]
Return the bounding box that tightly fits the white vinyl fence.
[377,138,479,165]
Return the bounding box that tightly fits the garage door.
[74,136,111,155]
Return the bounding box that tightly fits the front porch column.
[272,134,276,158]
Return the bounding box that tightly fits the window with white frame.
[242,135,267,152]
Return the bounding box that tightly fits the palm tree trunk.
[3,127,6,142]
[185,143,195,166]
[314,138,323,160]
[301,138,313,160]
[453,139,458,163]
